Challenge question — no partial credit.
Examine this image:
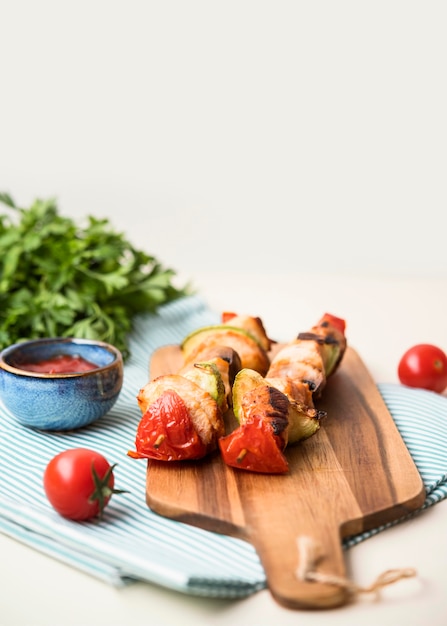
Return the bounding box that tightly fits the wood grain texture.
[145,345,426,609]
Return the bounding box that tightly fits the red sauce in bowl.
[20,354,99,374]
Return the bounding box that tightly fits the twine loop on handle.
[296,536,417,598]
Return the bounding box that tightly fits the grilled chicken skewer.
[218,313,347,473]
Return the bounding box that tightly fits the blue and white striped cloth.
[0,296,446,598]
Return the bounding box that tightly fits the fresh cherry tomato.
[128,389,208,461]
[219,417,289,474]
[44,448,125,521]
[398,344,447,393]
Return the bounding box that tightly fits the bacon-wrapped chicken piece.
[220,312,273,352]
[267,313,346,396]
[181,313,272,376]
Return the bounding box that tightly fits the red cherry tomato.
[44,448,125,520]
[398,344,447,393]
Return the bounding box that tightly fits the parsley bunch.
[0,193,191,358]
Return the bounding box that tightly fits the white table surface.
[1,270,446,626]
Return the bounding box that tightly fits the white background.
[1,1,446,280]
[1,2,447,626]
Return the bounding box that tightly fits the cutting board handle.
[249,505,349,609]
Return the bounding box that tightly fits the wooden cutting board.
[146,345,425,610]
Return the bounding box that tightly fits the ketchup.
[20,354,99,374]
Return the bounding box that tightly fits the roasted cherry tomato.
[321,313,346,334]
[44,448,125,521]
[221,311,237,323]
[398,344,447,393]
[219,417,289,474]
[128,389,208,461]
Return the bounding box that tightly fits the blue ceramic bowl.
[0,338,123,430]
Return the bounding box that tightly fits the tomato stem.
[88,463,129,518]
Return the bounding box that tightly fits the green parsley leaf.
[0,193,192,359]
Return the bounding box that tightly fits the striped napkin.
[0,296,446,598]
